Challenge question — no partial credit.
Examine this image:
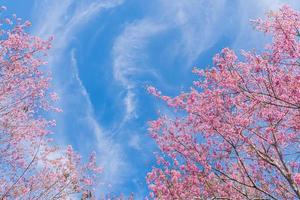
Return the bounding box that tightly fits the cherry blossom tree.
[147,5,300,200]
[0,7,100,199]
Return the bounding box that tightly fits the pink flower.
[50,92,59,101]
[294,173,300,185]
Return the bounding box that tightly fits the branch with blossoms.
[0,6,101,200]
[147,5,300,200]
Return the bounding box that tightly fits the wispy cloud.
[31,0,126,192]
[111,0,228,121]
[70,50,126,190]
[158,0,227,64]
[128,134,142,151]
[112,19,165,121]
[34,0,123,41]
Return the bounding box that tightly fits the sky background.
[2,0,300,198]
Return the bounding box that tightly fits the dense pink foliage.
[0,8,100,199]
[147,6,300,199]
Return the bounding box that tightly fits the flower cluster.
[147,5,300,200]
[0,7,100,199]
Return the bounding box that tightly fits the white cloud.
[124,91,137,120]
[157,0,300,64]
[112,0,229,120]
[70,50,126,189]
[128,134,141,150]
[158,0,227,64]
[32,0,126,192]
[34,0,123,49]
[113,19,165,90]
[112,19,165,120]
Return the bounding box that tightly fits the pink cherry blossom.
[295,174,300,185]
[0,7,100,199]
[147,5,300,200]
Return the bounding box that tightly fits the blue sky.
[3,0,300,198]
